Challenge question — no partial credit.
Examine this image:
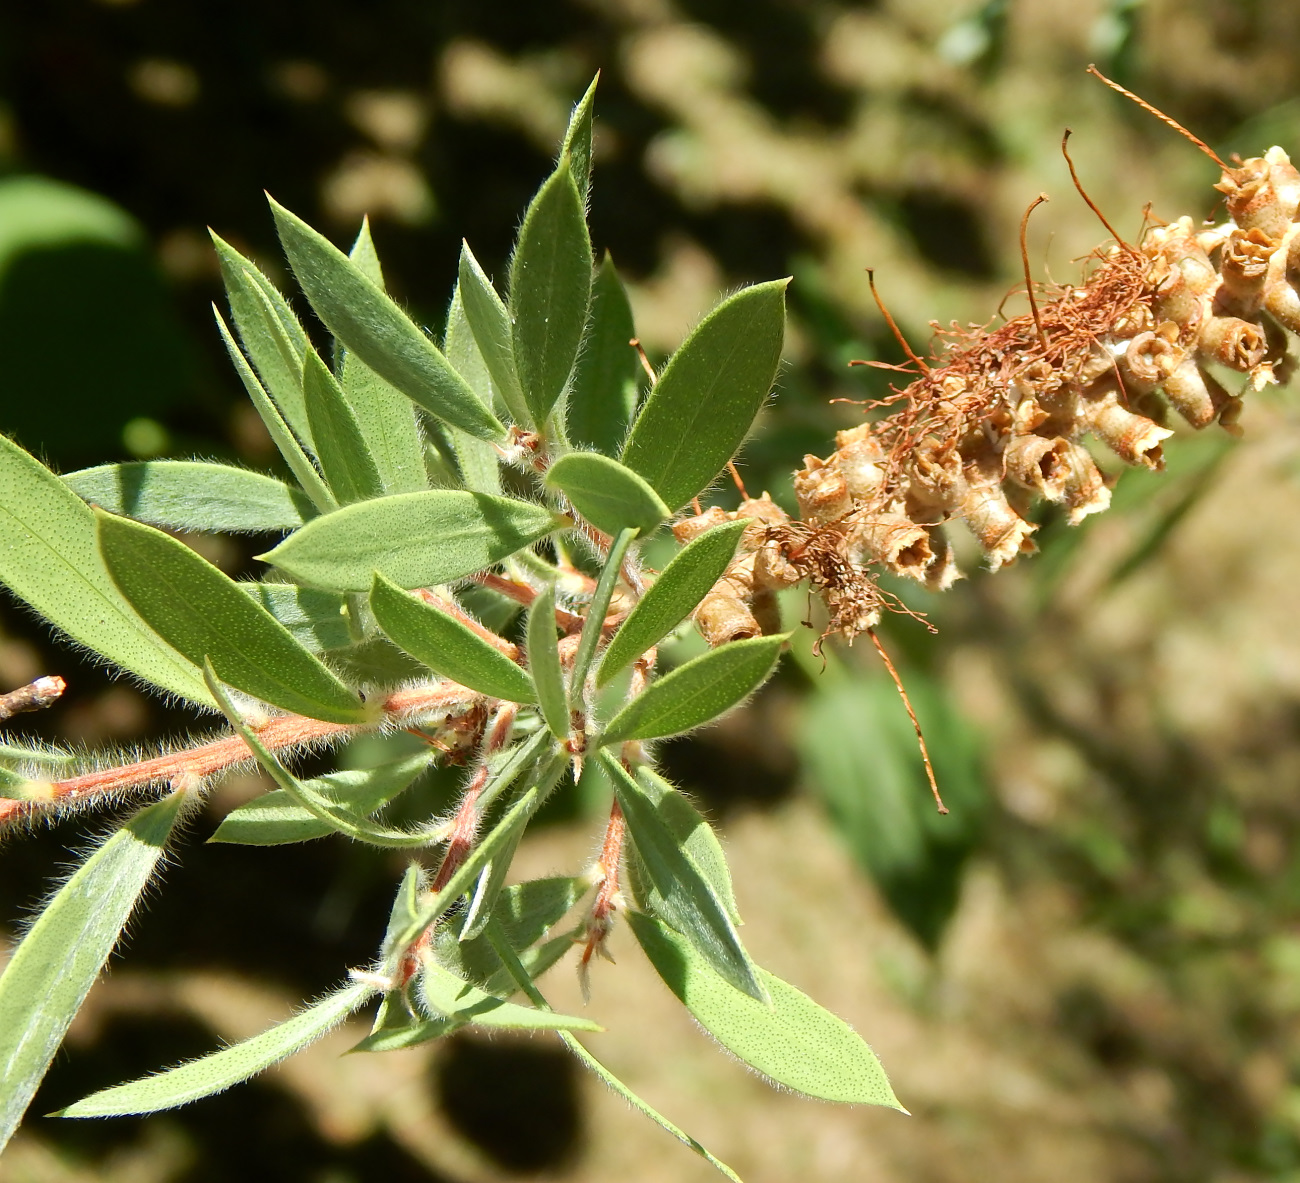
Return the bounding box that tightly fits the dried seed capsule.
[694,553,766,646]
[1119,330,1178,393]
[1215,147,1300,240]
[845,513,933,578]
[1215,227,1276,318]
[1005,433,1073,500]
[834,423,887,500]
[958,468,1036,568]
[1196,315,1267,371]
[793,454,852,525]
[1077,388,1171,468]
[1162,355,1233,428]
[1059,442,1111,524]
[922,526,962,592]
[672,506,729,545]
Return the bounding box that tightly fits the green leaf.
[97,510,366,724]
[628,766,740,925]
[239,583,351,652]
[0,434,211,706]
[600,633,786,746]
[0,741,77,770]
[204,663,440,848]
[443,284,504,494]
[419,962,599,1032]
[302,349,385,504]
[209,752,435,845]
[0,789,187,1147]
[213,309,337,514]
[622,280,787,511]
[57,980,375,1118]
[601,752,763,1002]
[64,461,314,534]
[546,453,668,536]
[351,1016,459,1053]
[486,922,745,1183]
[340,222,430,496]
[369,573,535,703]
[211,233,314,454]
[559,74,598,202]
[349,216,384,286]
[598,519,746,687]
[269,197,504,442]
[629,912,904,1109]
[568,252,640,456]
[527,583,569,738]
[568,526,637,707]
[457,243,530,426]
[437,876,586,988]
[509,159,592,425]
[261,490,563,593]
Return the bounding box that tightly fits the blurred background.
[4,0,1300,1179]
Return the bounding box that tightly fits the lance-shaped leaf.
[57,980,375,1119]
[64,461,315,534]
[629,912,904,1108]
[509,159,592,425]
[210,751,435,845]
[302,350,385,504]
[0,789,187,1148]
[597,519,747,686]
[262,490,563,593]
[0,741,77,770]
[622,280,787,511]
[340,222,429,495]
[486,922,745,1183]
[211,233,314,454]
[239,583,351,653]
[559,74,598,201]
[214,309,337,514]
[443,284,504,493]
[97,510,366,724]
[419,963,600,1032]
[0,434,211,706]
[600,633,786,746]
[546,452,668,536]
[601,753,763,1002]
[204,664,441,848]
[438,876,586,988]
[458,243,530,427]
[568,252,640,456]
[370,573,535,703]
[269,197,504,442]
[527,583,569,738]
[626,766,740,925]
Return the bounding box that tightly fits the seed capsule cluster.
[682,146,1300,644]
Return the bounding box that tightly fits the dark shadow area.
[434,1031,582,1173]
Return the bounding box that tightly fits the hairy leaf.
[600,633,786,745]
[64,461,314,534]
[457,243,529,426]
[213,309,337,514]
[629,912,903,1108]
[57,981,375,1118]
[0,789,187,1147]
[546,452,668,536]
[370,573,535,703]
[559,75,598,202]
[302,350,385,504]
[622,280,787,510]
[269,197,504,441]
[601,753,763,1001]
[526,583,569,738]
[568,252,640,456]
[97,511,366,723]
[597,519,747,686]
[262,490,562,592]
[509,159,592,425]
[211,233,314,454]
[419,962,599,1032]
[0,434,211,705]
[443,284,505,493]
[210,752,435,845]
[238,583,351,653]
